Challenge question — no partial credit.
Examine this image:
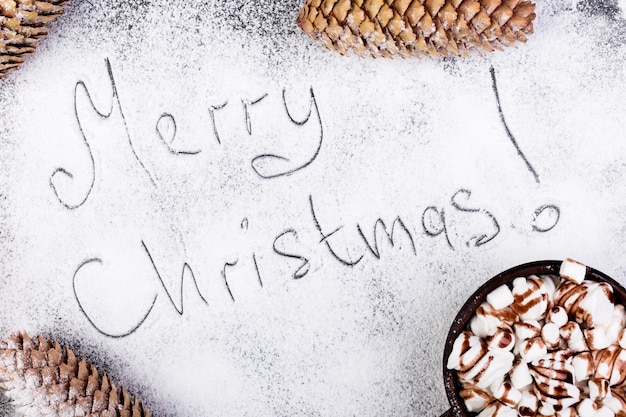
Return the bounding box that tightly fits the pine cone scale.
[298,0,536,57]
[0,332,150,417]
[0,0,68,78]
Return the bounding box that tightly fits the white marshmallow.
[471,303,503,338]
[572,352,595,382]
[584,327,611,351]
[534,349,573,365]
[515,320,542,341]
[492,381,522,407]
[510,360,533,390]
[609,348,626,386]
[560,258,587,284]
[579,282,615,328]
[577,398,598,417]
[540,275,558,301]
[594,406,615,417]
[561,322,589,352]
[539,403,556,416]
[487,326,515,351]
[516,391,538,416]
[595,346,621,381]
[458,350,515,390]
[476,351,515,389]
[513,276,551,321]
[542,322,562,350]
[603,396,623,414]
[460,386,491,413]
[556,407,577,417]
[493,407,517,417]
[512,277,530,296]
[588,379,610,401]
[476,404,497,417]
[531,363,574,383]
[601,305,626,344]
[447,331,481,370]
[458,344,490,373]
[477,403,517,417]
[519,337,547,363]
[620,328,626,349]
[547,306,569,328]
[487,285,515,310]
[533,377,581,408]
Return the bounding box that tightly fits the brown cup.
[440,260,626,417]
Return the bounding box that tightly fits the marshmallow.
[487,326,515,351]
[477,402,518,417]
[460,386,491,413]
[515,320,542,341]
[555,280,588,316]
[601,305,626,344]
[572,352,595,382]
[560,258,587,284]
[492,381,522,407]
[611,387,626,403]
[535,349,573,364]
[458,350,515,389]
[516,391,538,416]
[487,285,515,310]
[547,306,569,328]
[594,406,616,417]
[447,331,481,370]
[519,337,547,363]
[458,343,490,372]
[588,379,610,401]
[556,408,577,417]
[542,322,562,350]
[510,360,533,390]
[561,322,589,352]
[609,348,626,386]
[512,276,552,321]
[555,279,612,327]
[539,275,558,300]
[531,364,573,383]
[539,403,556,416]
[584,327,611,351]
[579,282,615,327]
[594,346,621,381]
[532,377,581,408]
[602,395,623,414]
[513,277,530,296]
[471,304,504,338]
[577,398,598,417]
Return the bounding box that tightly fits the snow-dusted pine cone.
[0,332,150,417]
[0,0,69,78]
[297,0,536,58]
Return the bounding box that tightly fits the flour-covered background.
[1,0,626,416]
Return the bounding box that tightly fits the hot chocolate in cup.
[440,260,626,417]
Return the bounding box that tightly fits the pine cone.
[297,0,537,58]
[0,332,150,417]
[0,0,69,79]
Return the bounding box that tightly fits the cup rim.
[441,259,626,417]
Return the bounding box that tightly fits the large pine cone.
[0,332,150,417]
[297,0,537,58]
[0,0,69,78]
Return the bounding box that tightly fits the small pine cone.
[0,0,69,79]
[297,0,537,58]
[0,332,150,417]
